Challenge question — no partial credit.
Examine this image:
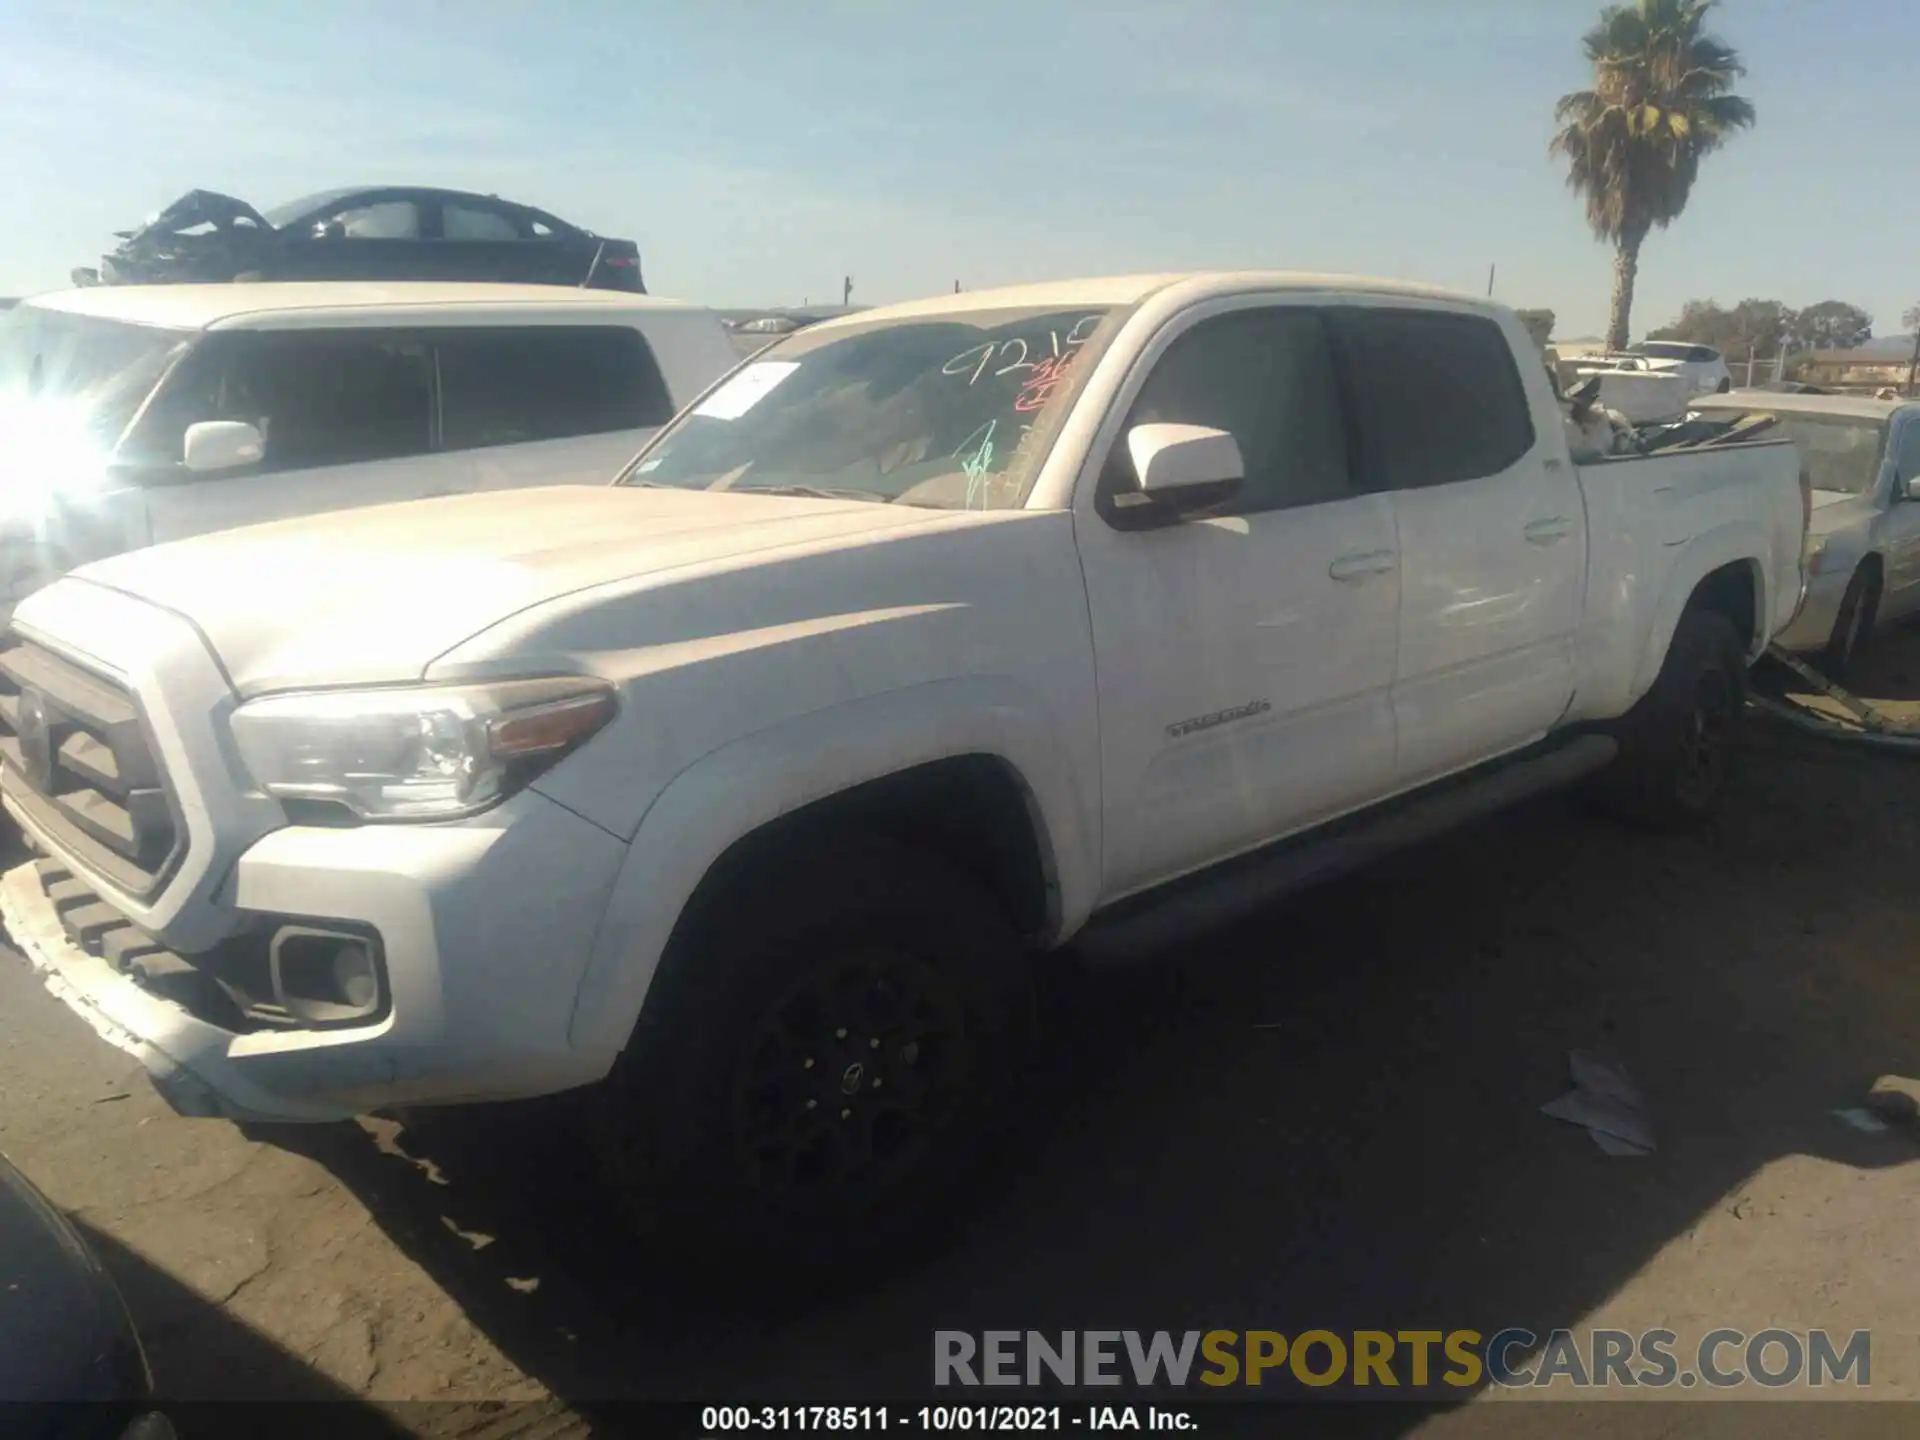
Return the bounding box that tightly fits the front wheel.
[582,837,1034,1280]
[1594,609,1745,830]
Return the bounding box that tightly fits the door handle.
[1329,549,1397,582]
[1524,517,1572,545]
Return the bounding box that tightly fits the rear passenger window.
[1335,309,1536,490]
[1107,307,1353,516]
[436,327,675,449]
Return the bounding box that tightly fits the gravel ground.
[7,628,1920,1437]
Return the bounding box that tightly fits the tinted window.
[1690,346,1720,363]
[1108,307,1352,515]
[128,332,433,472]
[443,204,522,242]
[437,327,674,449]
[1335,308,1535,490]
[328,201,420,240]
[1895,419,1920,483]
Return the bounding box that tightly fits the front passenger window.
[1105,307,1353,515]
[124,333,434,473]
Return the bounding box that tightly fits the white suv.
[0,282,737,612]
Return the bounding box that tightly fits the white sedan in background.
[1624,340,1733,396]
[1694,391,1920,674]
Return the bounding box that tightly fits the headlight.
[230,677,616,820]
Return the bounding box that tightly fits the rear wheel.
[1820,562,1880,681]
[583,836,1035,1280]
[1595,609,1745,830]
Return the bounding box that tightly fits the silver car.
[1694,391,1920,674]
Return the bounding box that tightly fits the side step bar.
[1072,732,1619,968]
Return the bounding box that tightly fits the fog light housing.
[269,925,385,1026]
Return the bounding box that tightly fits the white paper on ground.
[694,361,801,420]
[1569,1050,1644,1109]
[1540,1089,1657,1151]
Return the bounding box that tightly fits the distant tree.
[1649,297,1794,362]
[1550,0,1756,350]
[1514,309,1557,350]
[1790,300,1873,353]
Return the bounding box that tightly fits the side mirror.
[1108,423,1244,526]
[182,420,264,473]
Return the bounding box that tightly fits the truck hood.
[64,486,957,695]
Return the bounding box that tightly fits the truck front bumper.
[1,788,630,1123]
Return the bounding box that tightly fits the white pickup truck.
[0,272,1805,1270]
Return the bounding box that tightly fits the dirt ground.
[8,627,1920,1437]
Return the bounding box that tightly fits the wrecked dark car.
[73,186,643,292]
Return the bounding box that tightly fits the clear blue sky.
[1,0,1913,340]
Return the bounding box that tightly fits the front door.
[1330,303,1586,786]
[1075,300,1401,899]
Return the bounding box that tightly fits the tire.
[581,835,1035,1281]
[1819,562,1880,681]
[1594,608,1745,830]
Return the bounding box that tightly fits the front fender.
[564,676,1099,1058]
[1630,523,1769,701]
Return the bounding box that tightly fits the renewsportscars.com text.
[933,1328,1871,1391]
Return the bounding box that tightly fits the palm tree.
[1551,0,1756,351]
[1904,304,1920,397]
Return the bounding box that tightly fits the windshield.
[0,307,191,453]
[620,304,1124,510]
[1761,414,1887,495]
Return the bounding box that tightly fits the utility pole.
[954,280,961,294]
[1909,322,1920,397]
[1486,264,1496,297]
[843,275,853,307]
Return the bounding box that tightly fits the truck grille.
[0,637,182,896]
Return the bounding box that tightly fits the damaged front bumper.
[1,785,631,1124]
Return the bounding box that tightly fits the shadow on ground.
[77,1220,419,1438]
[251,683,1920,1435]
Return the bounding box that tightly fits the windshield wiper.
[729,483,890,503]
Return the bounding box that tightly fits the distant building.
[1793,347,1915,394]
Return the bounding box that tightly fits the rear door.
[436,325,679,491]
[123,328,472,542]
[1074,298,1402,897]
[1330,303,1587,787]
[277,195,433,280]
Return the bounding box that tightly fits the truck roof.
[21,282,712,333]
[805,271,1493,333]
